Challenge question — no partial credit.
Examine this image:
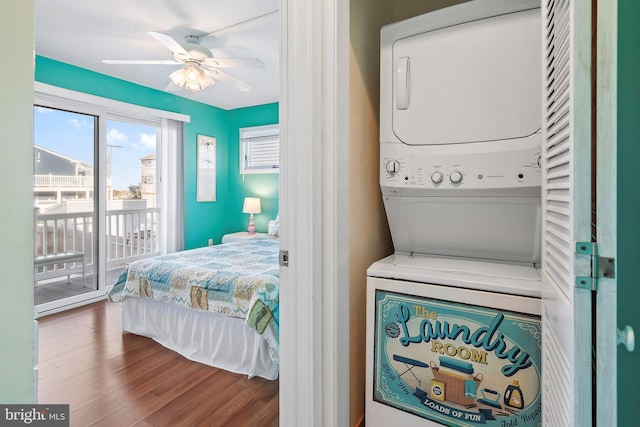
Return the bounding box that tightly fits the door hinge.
[575,242,615,291]
[279,250,289,267]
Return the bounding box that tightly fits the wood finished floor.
[37,300,279,427]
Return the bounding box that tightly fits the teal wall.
[616,0,640,423]
[35,56,279,249]
[227,104,280,234]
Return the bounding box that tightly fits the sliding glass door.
[32,83,187,316]
[34,106,98,308]
[33,107,162,315]
[104,118,161,280]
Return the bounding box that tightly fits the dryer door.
[392,8,541,146]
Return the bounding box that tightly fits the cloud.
[139,133,156,149]
[35,106,53,114]
[107,128,128,145]
[68,118,93,130]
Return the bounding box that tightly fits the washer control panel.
[381,140,541,190]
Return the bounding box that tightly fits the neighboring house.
[139,153,156,207]
[33,145,94,209]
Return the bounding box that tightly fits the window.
[240,124,279,174]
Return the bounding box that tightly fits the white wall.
[0,0,36,403]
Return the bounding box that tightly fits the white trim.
[35,292,107,318]
[279,0,350,425]
[107,111,162,129]
[34,82,190,123]
[596,0,618,425]
[279,0,319,423]
[569,1,596,422]
[97,113,108,311]
[324,0,350,424]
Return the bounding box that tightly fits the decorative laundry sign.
[373,290,542,426]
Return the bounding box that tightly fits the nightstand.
[221,231,272,244]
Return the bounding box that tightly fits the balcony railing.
[34,174,93,188]
[34,208,160,283]
[106,208,160,264]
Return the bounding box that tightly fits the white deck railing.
[105,208,160,264]
[34,208,161,283]
[34,174,93,188]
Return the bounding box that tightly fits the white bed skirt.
[121,297,278,380]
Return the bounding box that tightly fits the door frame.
[279,0,351,425]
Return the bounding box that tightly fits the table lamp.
[243,197,261,235]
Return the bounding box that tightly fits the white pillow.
[268,214,280,236]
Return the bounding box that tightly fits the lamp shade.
[242,197,261,214]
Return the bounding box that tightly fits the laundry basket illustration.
[430,360,483,406]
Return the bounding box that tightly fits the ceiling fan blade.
[148,31,190,57]
[164,81,182,92]
[204,69,254,92]
[202,57,265,69]
[102,59,181,65]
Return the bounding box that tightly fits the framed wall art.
[196,134,216,202]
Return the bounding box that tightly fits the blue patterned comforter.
[107,238,279,365]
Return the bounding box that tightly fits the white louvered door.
[541,0,593,425]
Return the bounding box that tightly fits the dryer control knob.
[450,171,463,184]
[430,172,443,184]
[385,160,401,175]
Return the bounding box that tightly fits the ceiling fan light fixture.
[106,32,258,94]
[185,82,197,92]
[169,68,187,87]
[170,62,212,92]
[184,63,199,81]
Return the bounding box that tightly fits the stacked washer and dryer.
[366,1,544,426]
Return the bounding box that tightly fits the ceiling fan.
[103,32,264,93]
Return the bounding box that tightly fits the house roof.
[34,145,93,176]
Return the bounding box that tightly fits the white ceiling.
[34,0,280,110]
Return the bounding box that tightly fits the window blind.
[240,124,279,173]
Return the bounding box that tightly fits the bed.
[107,236,280,380]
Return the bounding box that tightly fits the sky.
[34,106,157,190]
